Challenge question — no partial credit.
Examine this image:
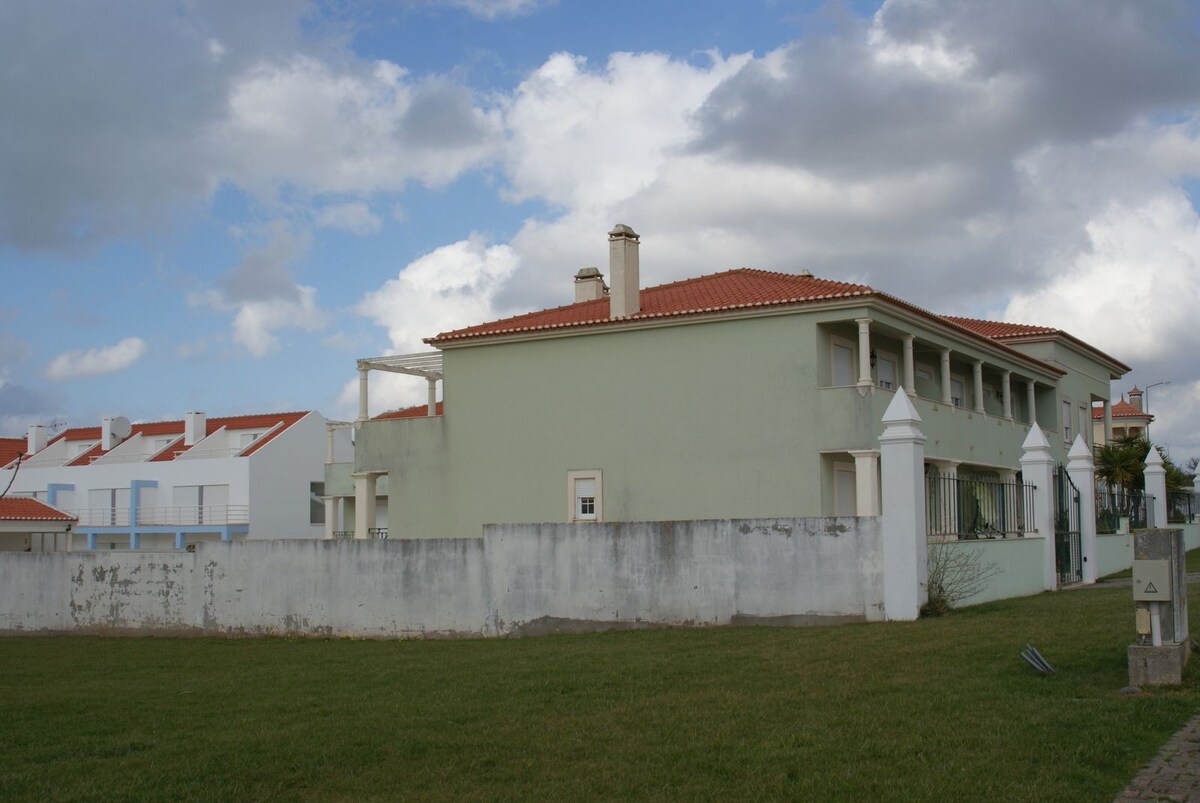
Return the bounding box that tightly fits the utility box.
[1128,529,1191,687]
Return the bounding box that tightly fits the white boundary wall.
[0,517,883,637]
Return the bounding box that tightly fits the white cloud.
[230,286,325,357]
[218,57,502,196]
[45,337,147,380]
[1004,193,1200,362]
[443,0,554,19]
[193,222,327,357]
[315,202,382,235]
[359,235,520,353]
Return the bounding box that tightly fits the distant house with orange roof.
[1092,387,1154,444]
[329,224,1130,541]
[0,496,76,552]
[1,410,351,551]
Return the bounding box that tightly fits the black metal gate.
[1055,466,1083,586]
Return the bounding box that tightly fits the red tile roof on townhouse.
[44,411,311,465]
[0,497,76,522]
[374,402,444,420]
[0,437,26,468]
[1091,397,1153,421]
[425,268,1086,377]
[945,315,1130,373]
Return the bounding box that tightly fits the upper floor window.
[950,378,965,408]
[1062,400,1072,444]
[875,353,897,390]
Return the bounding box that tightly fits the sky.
[2,0,1200,462]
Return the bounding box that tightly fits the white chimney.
[27,424,46,455]
[574,267,607,302]
[101,416,131,451]
[608,223,640,318]
[184,411,207,446]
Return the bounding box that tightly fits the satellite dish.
[110,416,132,440]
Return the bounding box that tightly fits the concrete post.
[427,377,438,417]
[903,335,915,397]
[357,365,370,422]
[972,360,984,413]
[1145,448,1168,528]
[1026,380,1037,424]
[940,349,952,405]
[353,473,377,539]
[1067,434,1098,584]
[324,497,336,539]
[878,387,926,621]
[1102,401,1113,445]
[856,318,873,393]
[848,449,880,516]
[1020,426,1057,591]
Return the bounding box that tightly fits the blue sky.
[3,0,1200,460]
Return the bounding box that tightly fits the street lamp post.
[1144,380,1170,441]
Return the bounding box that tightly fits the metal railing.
[1168,491,1196,524]
[1095,488,1152,532]
[926,476,1034,540]
[72,505,249,527]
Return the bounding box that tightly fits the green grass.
[2,584,1199,801]
[1100,546,1200,581]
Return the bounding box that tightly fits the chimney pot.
[608,223,640,318]
[184,411,207,446]
[26,424,46,455]
[574,267,608,302]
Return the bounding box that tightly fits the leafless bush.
[923,539,1003,617]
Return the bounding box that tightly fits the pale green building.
[325,225,1129,540]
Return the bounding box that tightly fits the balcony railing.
[926,476,1034,540]
[72,505,249,527]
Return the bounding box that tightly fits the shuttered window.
[575,478,596,519]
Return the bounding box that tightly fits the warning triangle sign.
[1144,582,1158,594]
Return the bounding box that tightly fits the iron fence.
[1168,491,1196,524]
[1095,488,1152,532]
[925,475,1034,540]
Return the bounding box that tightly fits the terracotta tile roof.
[944,315,1130,373]
[43,411,312,465]
[429,269,873,343]
[0,497,76,522]
[941,317,1058,339]
[374,402,444,420]
[1092,398,1153,421]
[0,437,26,468]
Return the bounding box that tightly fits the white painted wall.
[248,412,334,539]
[0,516,883,636]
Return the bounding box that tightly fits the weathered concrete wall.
[0,516,882,637]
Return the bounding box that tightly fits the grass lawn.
[2,583,1199,802]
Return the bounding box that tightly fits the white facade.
[1,411,352,552]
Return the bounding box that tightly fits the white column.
[848,449,880,516]
[1066,435,1098,583]
[1020,426,1057,591]
[324,497,336,540]
[878,388,926,621]
[1001,370,1012,420]
[972,360,984,413]
[1145,448,1168,528]
[1026,380,1037,425]
[1102,401,1113,445]
[856,318,873,391]
[903,335,916,398]
[353,473,377,540]
[940,349,952,405]
[427,377,438,416]
[357,366,370,422]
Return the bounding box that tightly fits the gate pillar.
[1067,435,1098,583]
[1020,426,1057,591]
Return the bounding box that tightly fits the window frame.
[567,469,603,523]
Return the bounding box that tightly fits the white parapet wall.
[0,516,883,637]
